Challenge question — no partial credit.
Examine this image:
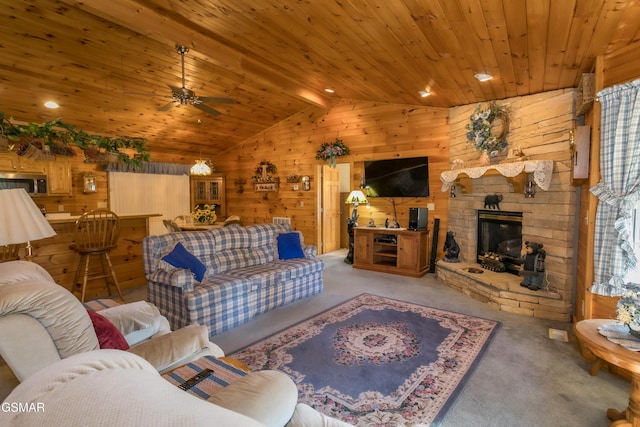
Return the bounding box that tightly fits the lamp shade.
[346,190,368,205]
[0,188,56,245]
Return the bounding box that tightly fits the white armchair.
[0,261,354,427]
[0,260,223,381]
[1,350,272,427]
[1,350,353,427]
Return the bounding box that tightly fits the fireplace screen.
[477,210,523,275]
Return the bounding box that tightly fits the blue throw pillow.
[277,232,305,260]
[161,242,206,282]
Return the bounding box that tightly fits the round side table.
[575,319,640,427]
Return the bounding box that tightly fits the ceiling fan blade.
[198,96,235,104]
[158,101,176,112]
[193,103,222,116]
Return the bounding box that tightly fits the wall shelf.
[440,160,553,193]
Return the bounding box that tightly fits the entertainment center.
[353,227,430,277]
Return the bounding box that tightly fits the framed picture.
[83,175,97,193]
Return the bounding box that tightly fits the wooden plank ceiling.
[0,0,639,159]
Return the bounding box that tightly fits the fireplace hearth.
[477,210,522,275]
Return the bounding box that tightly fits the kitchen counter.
[45,213,161,224]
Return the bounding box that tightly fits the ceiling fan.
[158,45,234,116]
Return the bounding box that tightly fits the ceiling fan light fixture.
[418,90,431,98]
[158,45,233,116]
[474,73,493,82]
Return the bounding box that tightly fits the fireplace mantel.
[440,160,554,193]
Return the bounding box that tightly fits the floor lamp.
[0,188,56,261]
[344,190,368,265]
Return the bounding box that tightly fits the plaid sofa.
[142,223,324,336]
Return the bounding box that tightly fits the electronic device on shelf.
[408,207,428,231]
[374,235,397,244]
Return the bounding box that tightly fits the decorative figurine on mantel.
[443,231,460,263]
[520,241,546,290]
[484,194,503,210]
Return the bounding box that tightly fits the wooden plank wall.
[578,41,640,321]
[217,100,451,253]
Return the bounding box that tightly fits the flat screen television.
[364,157,430,197]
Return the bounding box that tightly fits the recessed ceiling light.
[418,90,431,98]
[44,101,59,109]
[324,88,335,93]
[474,73,493,82]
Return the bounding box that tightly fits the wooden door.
[322,165,341,254]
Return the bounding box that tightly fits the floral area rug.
[231,293,500,426]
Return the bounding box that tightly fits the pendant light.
[190,119,212,176]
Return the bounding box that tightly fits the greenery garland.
[465,103,509,154]
[0,111,150,166]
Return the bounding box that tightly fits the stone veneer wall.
[437,89,577,321]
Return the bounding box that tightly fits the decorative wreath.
[253,160,278,182]
[465,103,509,154]
[254,160,277,176]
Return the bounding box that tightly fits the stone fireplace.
[436,165,575,322]
[438,91,578,322]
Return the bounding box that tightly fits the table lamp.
[344,190,368,265]
[0,188,56,261]
[345,190,368,226]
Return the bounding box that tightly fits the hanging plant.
[465,103,509,156]
[315,138,350,168]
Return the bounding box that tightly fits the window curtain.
[589,78,640,296]
[104,162,191,176]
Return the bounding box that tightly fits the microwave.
[0,173,48,196]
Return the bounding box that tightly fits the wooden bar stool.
[70,209,124,303]
[1,244,23,262]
